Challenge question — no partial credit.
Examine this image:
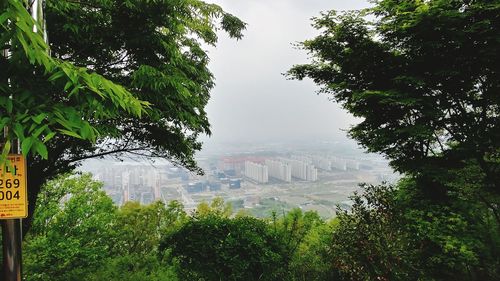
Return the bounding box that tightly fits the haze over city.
[79,0,394,217]
[5,0,497,279]
[201,0,372,145]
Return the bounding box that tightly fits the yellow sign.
[0,154,28,219]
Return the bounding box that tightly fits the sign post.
[0,155,28,219]
[2,1,43,279]
[0,152,26,281]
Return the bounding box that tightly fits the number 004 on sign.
[0,155,28,219]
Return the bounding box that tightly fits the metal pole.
[1,134,22,281]
[2,0,44,279]
[1,221,22,281]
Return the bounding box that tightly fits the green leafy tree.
[160,215,289,281]
[1,0,245,234]
[329,184,422,280]
[24,174,189,281]
[329,182,500,281]
[288,0,499,196]
[195,197,233,218]
[289,2,500,279]
[111,200,187,256]
[90,200,187,281]
[270,209,324,271]
[88,254,179,281]
[288,219,338,281]
[24,173,117,281]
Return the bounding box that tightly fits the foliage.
[23,174,187,281]
[24,173,117,281]
[329,184,422,280]
[288,0,500,193]
[0,0,146,162]
[1,0,246,235]
[329,182,500,281]
[88,253,179,281]
[112,201,174,256]
[289,3,500,278]
[270,209,338,281]
[160,214,289,281]
[195,196,233,218]
[42,0,246,173]
[288,219,338,281]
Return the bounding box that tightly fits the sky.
[201,0,371,146]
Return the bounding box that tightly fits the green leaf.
[1,140,11,161]
[33,124,49,138]
[47,70,65,82]
[0,117,11,130]
[21,137,34,157]
[32,113,47,125]
[33,140,48,159]
[58,129,82,139]
[43,132,56,143]
[13,123,25,141]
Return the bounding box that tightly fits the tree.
[285,214,338,281]
[111,200,187,256]
[195,197,233,218]
[328,184,422,280]
[1,0,245,234]
[91,200,186,281]
[159,215,289,281]
[288,1,500,279]
[328,182,500,281]
[24,174,189,281]
[270,209,324,271]
[24,173,117,281]
[288,0,499,197]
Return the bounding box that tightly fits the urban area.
[81,140,398,218]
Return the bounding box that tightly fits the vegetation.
[288,0,499,194]
[4,0,500,280]
[23,174,334,281]
[1,0,246,234]
[286,0,500,280]
[24,169,500,280]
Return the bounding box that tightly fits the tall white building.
[121,171,130,202]
[244,161,268,184]
[265,159,292,182]
[279,158,318,181]
[153,171,161,200]
[306,165,318,181]
[312,156,332,171]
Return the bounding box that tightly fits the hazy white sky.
[202,0,371,145]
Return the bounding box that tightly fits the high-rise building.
[244,161,268,184]
[153,171,161,200]
[279,158,318,181]
[312,156,332,171]
[122,171,130,203]
[265,159,292,182]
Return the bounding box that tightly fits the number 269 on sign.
[0,154,28,219]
